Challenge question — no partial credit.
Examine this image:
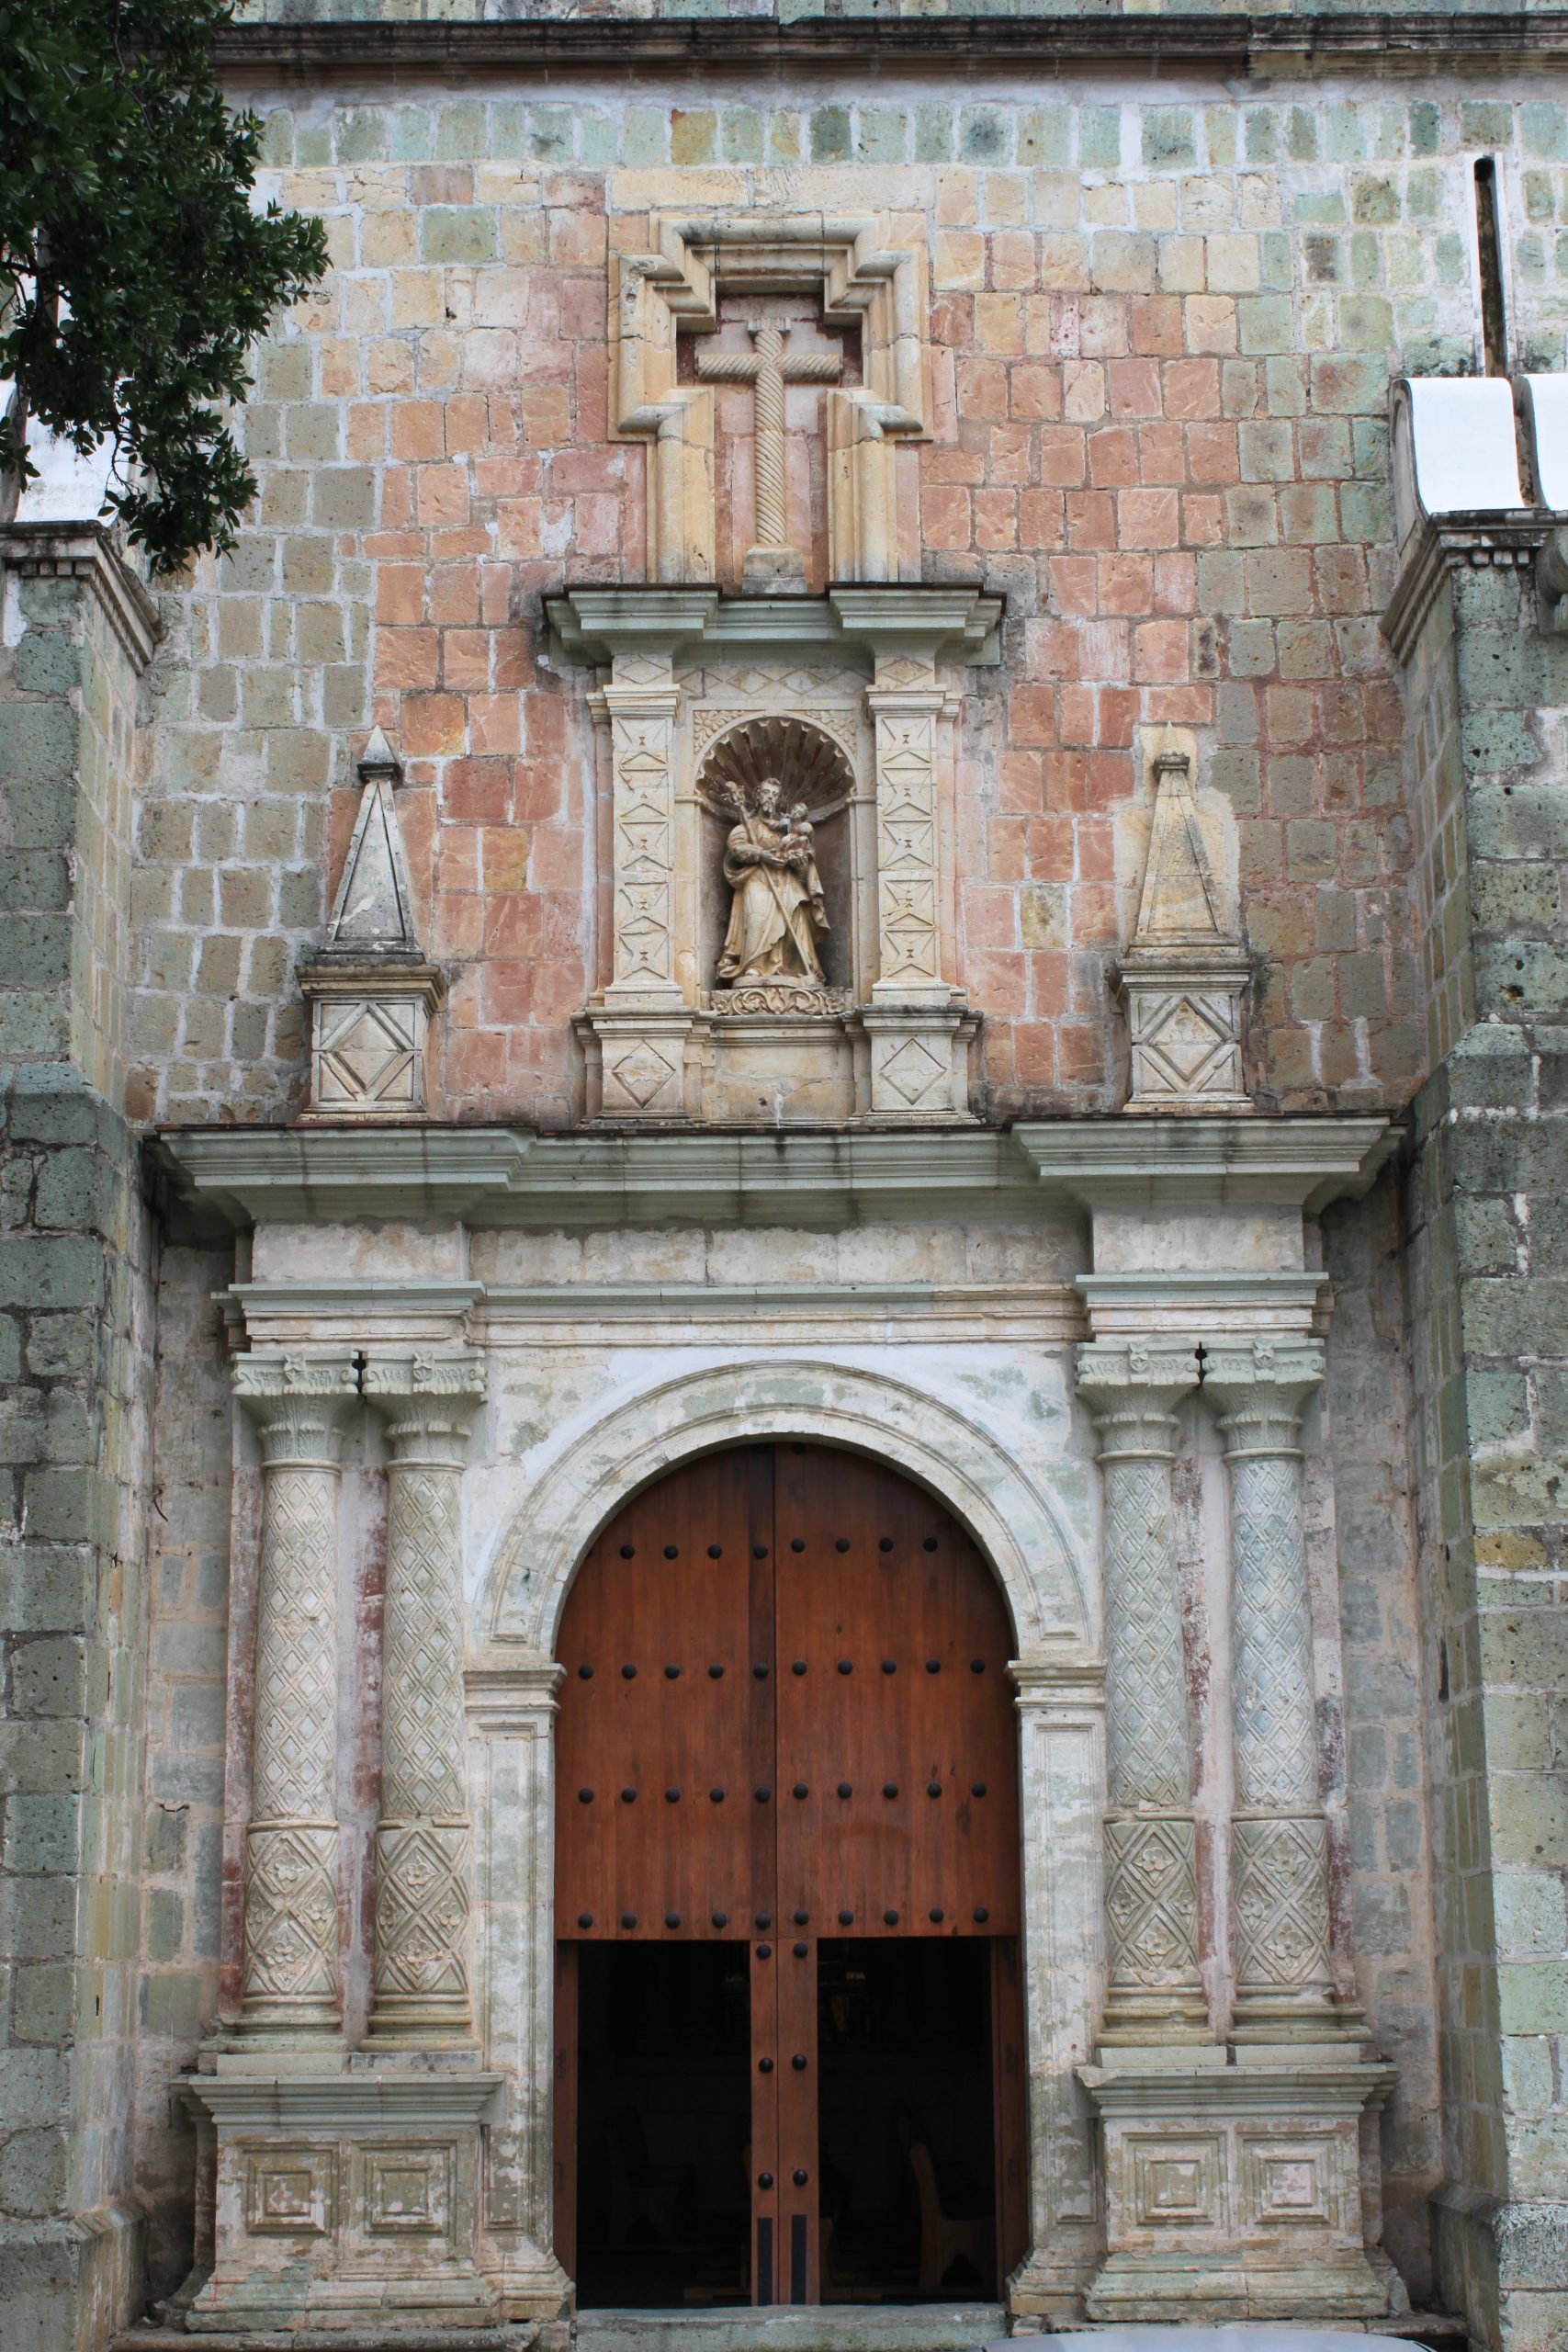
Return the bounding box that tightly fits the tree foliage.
[0,0,327,571]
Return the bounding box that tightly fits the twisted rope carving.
[696,319,841,548]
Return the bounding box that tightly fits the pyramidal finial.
[1130,745,1225,948]
[324,736,420,957]
[358,726,402,785]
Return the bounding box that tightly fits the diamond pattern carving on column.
[232,1351,360,2041]
[1234,1815,1333,1994]
[873,710,942,991]
[611,715,679,992]
[1077,1341,1210,2042]
[1204,1339,1346,2040]
[364,1350,485,2044]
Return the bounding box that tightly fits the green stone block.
[420,207,496,265]
[810,106,852,164]
[723,107,766,164]
[1143,107,1196,169]
[1017,107,1070,167]
[1461,101,1517,150]
[1245,110,1279,165]
[914,103,953,163]
[1409,100,1441,158]
[622,107,667,166]
[389,107,433,163]
[2,1793,81,1874]
[530,106,574,164]
[1080,107,1122,169]
[435,102,487,161]
[959,107,1010,164]
[1497,1961,1568,2035]
[1521,101,1568,160]
[139,1968,208,2040]
[856,108,907,166]
[491,101,528,158]
[1287,106,1321,163]
[0,704,78,789]
[333,107,386,163]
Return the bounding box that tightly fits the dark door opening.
[818,1939,996,2303]
[571,1942,752,2309]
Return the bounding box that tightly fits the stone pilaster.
[363,1350,485,2047]
[1076,1341,1209,2043]
[231,1350,360,2043]
[1204,1339,1344,2041]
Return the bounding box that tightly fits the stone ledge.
[213,10,1568,79]
[159,1114,1395,1231]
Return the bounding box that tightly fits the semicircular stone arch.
[481,1357,1093,1662]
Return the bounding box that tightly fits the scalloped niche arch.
[614,213,932,585]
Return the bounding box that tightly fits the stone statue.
[716,775,829,987]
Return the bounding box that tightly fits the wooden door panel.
[557,1447,762,1938]
[774,1446,1020,1937]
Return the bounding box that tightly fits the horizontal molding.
[186,2067,504,2128]
[230,1277,1086,1343]
[215,12,1568,79]
[162,1114,1394,1231]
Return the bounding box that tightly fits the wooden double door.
[554,1442,1027,2308]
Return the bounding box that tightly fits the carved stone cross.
[696,316,842,590]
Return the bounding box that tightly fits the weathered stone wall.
[1396,554,1568,2350]
[130,1241,234,2305]
[0,541,160,2351]
[121,72,1568,1127]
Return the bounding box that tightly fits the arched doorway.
[553,1441,1028,2312]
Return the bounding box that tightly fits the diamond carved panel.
[244,2146,335,2237]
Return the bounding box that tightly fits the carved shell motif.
[696,715,855,822]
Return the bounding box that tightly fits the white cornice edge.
[0,522,161,672]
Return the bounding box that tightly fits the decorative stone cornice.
[213,12,1568,81]
[161,1114,1395,1232]
[0,521,161,671]
[184,2067,504,2129]
[546,583,1002,670]
[1381,511,1548,665]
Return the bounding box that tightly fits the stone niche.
[552,585,1001,1126]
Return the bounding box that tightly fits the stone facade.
[1,7,1566,2351]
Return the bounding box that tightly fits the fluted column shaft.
[1077,1342,1209,2043]
[1204,1339,1341,2039]
[232,1350,359,2041]
[364,1351,484,2045]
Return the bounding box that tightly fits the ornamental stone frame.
[549,586,998,1125]
[613,213,931,586]
[476,1353,1106,2324]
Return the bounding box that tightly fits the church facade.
[2,7,1566,2350]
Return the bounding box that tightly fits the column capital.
[233,1348,359,1465]
[364,1348,485,1463]
[1077,1340,1199,1457]
[1202,1337,1325,1455]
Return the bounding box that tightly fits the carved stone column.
[364,1350,485,2046]
[231,1350,360,2041]
[860,647,977,1118]
[581,649,699,1120]
[1205,1339,1343,2039]
[1077,1341,1209,2042]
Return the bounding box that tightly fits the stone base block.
[579,1006,702,1122]
[853,1003,979,1121]
[182,2066,506,2338]
[1079,2047,1404,2326]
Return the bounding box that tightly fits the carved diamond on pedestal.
[1118,746,1253,1112]
[611,1043,680,1109]
[1132,989,1246,1100]
[881,1036,947,1106]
